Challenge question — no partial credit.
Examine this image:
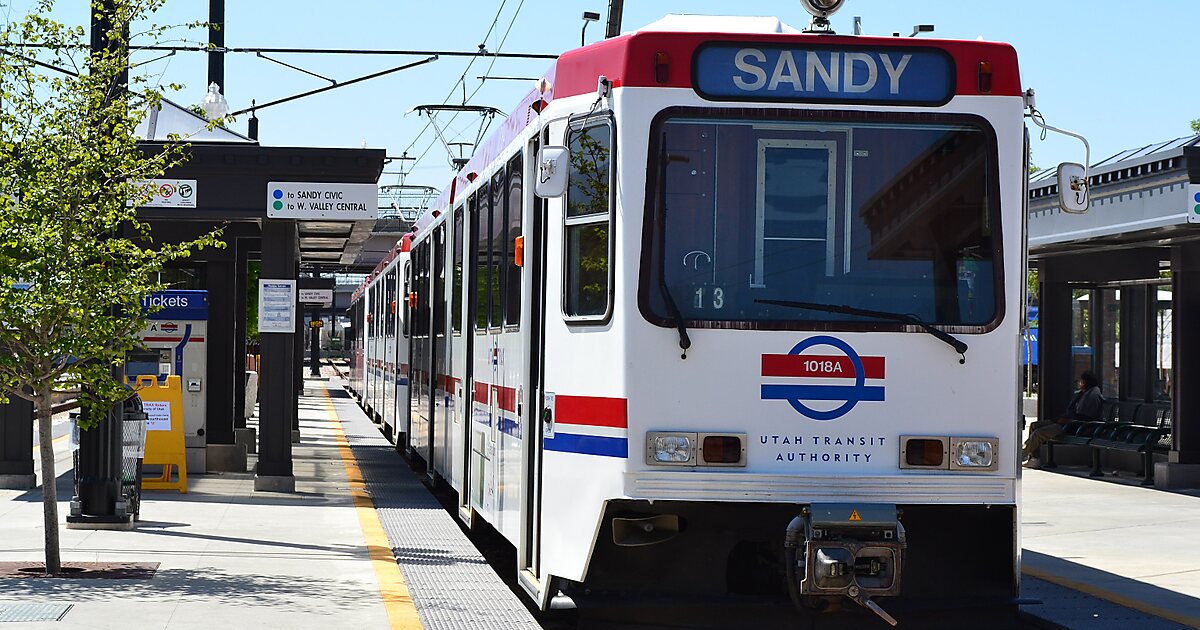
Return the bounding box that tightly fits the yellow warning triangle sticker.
[848,509,862,522]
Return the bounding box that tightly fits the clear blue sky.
[8,1,1199,195]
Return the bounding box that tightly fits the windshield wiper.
[655,133,691,359]
[754,298,968,363]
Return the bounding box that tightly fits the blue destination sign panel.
[693,44,954,105]
[142,290,209,321]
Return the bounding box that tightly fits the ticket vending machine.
[128,290,208,473]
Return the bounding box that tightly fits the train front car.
[537,16,1023,628]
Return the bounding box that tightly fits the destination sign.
[267,182,377,220]
[693,44,954,105]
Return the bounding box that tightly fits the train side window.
[564,120,613,320]
[473,191,488,332]
[401,262,411,337]
[452,204,464,335]
[490,170,505,330]
[505,153,523,327]
[385,268,396,336]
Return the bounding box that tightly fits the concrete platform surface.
[1021,468,1200,628]
[0,391,396,629]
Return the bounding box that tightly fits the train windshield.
[642,111,1001,329]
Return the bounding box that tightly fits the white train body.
[351,15,1027,626]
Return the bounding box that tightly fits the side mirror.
[535,146,569,199]
[1057,162,1089,214]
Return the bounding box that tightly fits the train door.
[519,135,547,600]
[381,267,396,440]
[430,225,447,479]
[398,260,412,451]
[410,242,430,461]
[449,204,467,505]
[457,193,478,524]
[469,179,497,517]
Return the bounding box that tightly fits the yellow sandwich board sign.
[131,375,187,493]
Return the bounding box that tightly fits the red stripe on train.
[555,395,627,429]
[761,354,885,379]
[471,382,518,413]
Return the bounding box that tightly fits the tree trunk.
[35,393,61,574]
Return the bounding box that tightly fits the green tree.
[0,0,221,573]
[1191,119,1200,134]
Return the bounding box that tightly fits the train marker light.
[699,434,746,466]
[654,52,670,84]
[899,436,947,469]
[513,236,524,267]
[977,60,993,93]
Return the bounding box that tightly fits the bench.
[1043,401,1172,485]
[1086,422,1169,486]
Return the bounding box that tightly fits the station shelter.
[1029,134,1200,489]
[0,98,388,493]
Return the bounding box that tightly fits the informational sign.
[259,279,297,333]
[693,44,953,105]
[299,288,334,304]
[135,179,198,208]
[309,320,324,328]
[143,400,172,431]
[267,182,377,220]
[142,290,209,320]
[1188,184,1200,224]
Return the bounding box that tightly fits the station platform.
[0,375,540,629]
[1,373,1197,629]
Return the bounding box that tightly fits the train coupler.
[784,503,906,626]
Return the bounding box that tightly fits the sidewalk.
[1021,469,1200,629]
[0,381,402,629]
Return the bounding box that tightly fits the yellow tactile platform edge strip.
[320,386,424,630]
[1023,565,1200,629]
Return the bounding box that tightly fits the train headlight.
[949,437,999,471]
[646,432,696,465]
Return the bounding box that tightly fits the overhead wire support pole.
[605,0,625,38]
[227,55,437,117]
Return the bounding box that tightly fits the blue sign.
[761,336,885,421]
[143,290,209,321]
[693,44,954,105]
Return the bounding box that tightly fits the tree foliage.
[0,0,222,573]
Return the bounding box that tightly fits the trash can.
[119,393,147,521]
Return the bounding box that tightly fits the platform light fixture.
[200,82,229,120]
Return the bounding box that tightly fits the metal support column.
[0,397,35,489]
[207,0,224,91]
[1119,285,1149,402]
[233,238,249,430]
[1158,242,1200,487]
[255,220,297,492]
[310,308,321,376]
[206,259,235,445]
[1037,268,1074,422]
[69,0,130,527]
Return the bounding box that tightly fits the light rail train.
[349,6,1034,627]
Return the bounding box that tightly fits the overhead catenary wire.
[402,0,530,181]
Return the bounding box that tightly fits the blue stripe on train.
[544,433,628,458]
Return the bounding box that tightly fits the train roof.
[365,14,1023,300]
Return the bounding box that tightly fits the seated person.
[1023,371,1102,468]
